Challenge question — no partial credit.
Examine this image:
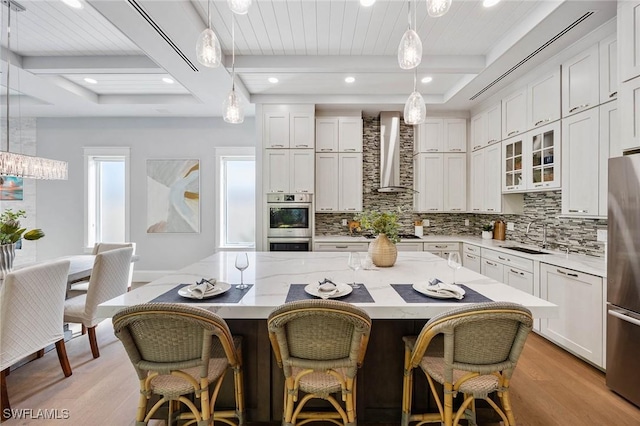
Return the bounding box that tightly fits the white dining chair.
[68,242,136,295]
[1,260,72,421]
[64,247,133,359]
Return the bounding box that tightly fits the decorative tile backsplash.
[315,115,607,257]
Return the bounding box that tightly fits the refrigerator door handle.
[609,309,640,327]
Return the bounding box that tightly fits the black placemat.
[150,283,253,304]
[286,284,375,303]
[390,284,492,304]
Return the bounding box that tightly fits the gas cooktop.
[364,234,421,239]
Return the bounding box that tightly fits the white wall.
[36,117,256,273]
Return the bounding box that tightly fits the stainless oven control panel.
[267,193,312,203]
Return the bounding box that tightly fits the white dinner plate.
[304,282,353,299]
[412,282,465,300]
[178,281,231,299]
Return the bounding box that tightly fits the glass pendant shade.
[196,28,221,68]
[404,91,426,125]
[398,29,422,69]
[228,0,251,15]
[427,0,452,17]
[224,88,244,124]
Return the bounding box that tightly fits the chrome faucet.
[526,221,548,249]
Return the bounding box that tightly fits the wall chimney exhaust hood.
[378,111,415,193]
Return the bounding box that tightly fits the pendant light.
[0,0,67,180]
[196,0,221,68]
[224,15,244,124]
[404,69,426,125]
[427,0,452,18]
[397,0,421,70]
[228,0,251,15]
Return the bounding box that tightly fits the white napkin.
[317,282,338,299]
[191,278,216,299]
[427,279,465,300]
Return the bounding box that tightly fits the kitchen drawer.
[463,243,481,255]
[504,266,534,295]
[313,242,369,252]
[396,242,424,252]
[463,252,481,273]
[424,242,459,252]
[481,258,504,282]
[481,248,533,272]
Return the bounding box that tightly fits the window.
[216,148,255,249]
[84,147,130,250]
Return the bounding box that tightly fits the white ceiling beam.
[23,56,163,74]
[230,55,486,74]
[251,93,445,105]
[98,94,200,105]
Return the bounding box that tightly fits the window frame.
[83,147,130,252]
[215,147,256,251]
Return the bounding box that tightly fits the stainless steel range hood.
[378,111,414,193]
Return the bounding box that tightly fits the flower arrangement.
[356,210,400,243]
[0,209,45,245]
[482,223,493,232]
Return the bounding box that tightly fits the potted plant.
[482,223,493,240]
[356,210,400,267]
[0,209,45,278]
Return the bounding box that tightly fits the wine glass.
[447,252,462,285]
[235,253,249,290]
[347,252,361,289]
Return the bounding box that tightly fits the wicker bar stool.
[113,303,245,426]
[401,302,533,426]
[267,299,372,426]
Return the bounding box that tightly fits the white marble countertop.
[313,235,607,277]
[97,251,557,320]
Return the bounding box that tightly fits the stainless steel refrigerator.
[607,154,640,407]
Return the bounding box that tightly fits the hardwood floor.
[2,321,639,425]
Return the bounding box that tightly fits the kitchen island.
[97,251,557,422]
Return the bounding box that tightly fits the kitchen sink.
[500,246,548,255]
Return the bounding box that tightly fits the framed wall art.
[146,159,200,233]
[0,176,24,200]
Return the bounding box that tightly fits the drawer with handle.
[481,248,533,272]
[424,242,460,252]
[313,242,369,252]
[463,243,481,255]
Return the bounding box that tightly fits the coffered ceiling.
[0,0,617,118]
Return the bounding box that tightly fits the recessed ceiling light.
[61,0,84,9]
[268,77,279,84]
[83,78,97,84]
[162,77,175,84]
[360,0,376,6]
[483,0,501,7]
[421,76,433,84]
[345,76,355,83]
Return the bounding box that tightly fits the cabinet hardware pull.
[507,186,515,190]
[557,268,579,278]
[486,261,497,266]
[295,144,308,148]
[473,145,482,150]
[344,149,356,151]
[335,245,348,249]
[568,209,588,213]
[609,91,617,98]
[468,247,476,252]
[569,104,589,113]
[435,245,447,248]
[347,208,356,211]
[272,144,285,147]
[466,254,475,259]
[487,139,497,144]
[534,118,550,126]
[299,190,308,193]
[451,149,462,151]
[507,130,519,136]
[472,208,480,211]
[320,149,332,151]
[487,209,495,211]
[429,208,439,211]
[498,256,507,261]
[427,149,439,152]
[510,268,524,276]
[451,208,461,211]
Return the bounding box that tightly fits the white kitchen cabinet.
[315,153,338,212]
[414,153,465,212]
[315,153,362,213]
[504,266,534,295]
[415,118,466,153]
[265,149,314,194]
[462,251,481,273]
[424,242,460,259]
[338,153,363,212]
[471,103,501,151]
[540,263,604,368]
[469,149,484,212]
[502,88,527,138]
[528,68,561,130]
[600,101,618,216]
[396,242,424,252]
[315,117,363,152]
[481,248,534,273]
[481,258,504,282]
[470,113,486,151]
[314,242,369,252]
[620,76,640,152]
[618,1,640,83]
[599,34,618,104]
[264,105,314,149]
[502,134,526,193]
[444,119,467,152]
[526,121,561,191]
[484,143,502,213]
[562,44,600,117]
[562,108,601,217]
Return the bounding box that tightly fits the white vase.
[482,231,493,240]
[0,243,16,279]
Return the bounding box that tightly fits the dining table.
[96,251,557,423]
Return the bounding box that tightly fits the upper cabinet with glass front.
[502,135,525,193]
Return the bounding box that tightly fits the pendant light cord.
[5,6,11,153]
[231,14,235,90]
[207,0,211,29]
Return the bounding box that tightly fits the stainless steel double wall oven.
[267,193,312,251]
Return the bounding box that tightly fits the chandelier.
[0,0,67,180]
